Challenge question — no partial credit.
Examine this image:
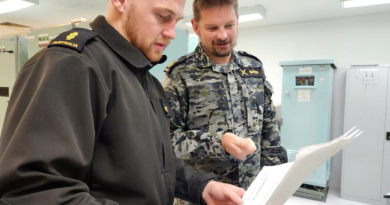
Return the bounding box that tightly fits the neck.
[106,11,130,43]
[210,54,232,64]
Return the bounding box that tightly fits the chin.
[148,55,163,63]
[214,51,231,57]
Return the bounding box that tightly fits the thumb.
[245,138,257,151]
[222,186,245,204]
[237,138,255,150]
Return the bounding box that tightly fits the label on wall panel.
[300,66,312,74]
[39,41,49,45]
[298,90,311,102]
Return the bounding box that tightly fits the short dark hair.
[193,0,238,22]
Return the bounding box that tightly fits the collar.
[194,43,244,72]
[90,15,167,70]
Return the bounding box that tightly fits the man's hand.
[202,181,245,205]
[222,133,257,160]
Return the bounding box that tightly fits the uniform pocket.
[187,81,225,130]
[242,77,265,132]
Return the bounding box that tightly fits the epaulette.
[164,54,192,74]
[48,28,98,53]
[238,51,263,65]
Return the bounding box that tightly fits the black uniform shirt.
[0,15,215,205]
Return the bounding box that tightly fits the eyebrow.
[156,7,184,21]
[204,20,236,27]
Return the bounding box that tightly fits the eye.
[207,27,217,31]
[226,24,234,29]
[158,14,170,21]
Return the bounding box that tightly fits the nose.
[162,21,176,40]
[216,28,228,40]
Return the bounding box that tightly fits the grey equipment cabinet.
[0,35,27,135]
[341,65,390,205]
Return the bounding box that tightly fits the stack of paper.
[242,127,362,205]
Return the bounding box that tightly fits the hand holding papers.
[242,127,363,205]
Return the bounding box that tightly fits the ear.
[110,0,126,13]
[191,18,200,36]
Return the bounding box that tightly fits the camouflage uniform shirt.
[163,44,287,189]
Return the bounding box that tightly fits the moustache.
[212,39,230,45]
[156,39,171,47]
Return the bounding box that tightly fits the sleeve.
[261,81,288,165]
[162,72,229,161]
[0,49,117,205]
[174,156,216,204]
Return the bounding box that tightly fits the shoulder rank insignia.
[238,51,263,64]
[48,28,98,53]
[164,54,192,74]
[239,67,265,78]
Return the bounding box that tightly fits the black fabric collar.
[90,15,167,70]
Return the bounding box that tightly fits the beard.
[122,4,170,63]
[202,37,236,58]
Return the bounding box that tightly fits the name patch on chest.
[239,67,264,78]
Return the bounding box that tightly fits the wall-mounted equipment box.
[279,59,336,200]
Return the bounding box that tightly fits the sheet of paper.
[242,163,293,205]
[242,127,362,205]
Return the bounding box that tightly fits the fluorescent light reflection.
[342,0,390,8]
[239,13,263,22]
[0,0,35,14]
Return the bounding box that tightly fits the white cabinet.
[341,65,390,205]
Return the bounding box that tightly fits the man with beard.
[0,0,246,205]
[163,0,287,204]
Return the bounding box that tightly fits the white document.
[242,127,362,205]
[297,90,311,102]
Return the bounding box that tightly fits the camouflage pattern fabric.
[163,44,287,191]
[174,198,190,205]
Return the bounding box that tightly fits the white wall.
[236,13,390,188]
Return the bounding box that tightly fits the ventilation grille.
[287,148,298,162]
